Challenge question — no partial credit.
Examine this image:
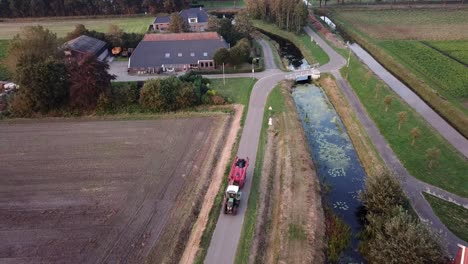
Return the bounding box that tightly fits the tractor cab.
[224,185,242,215]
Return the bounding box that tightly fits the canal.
[266,30,367,262]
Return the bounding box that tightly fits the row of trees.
[0,0,189,18]
[6,26,115,116]
[359,171,447,263]
[245,0,309,33]
[101,73,224,113]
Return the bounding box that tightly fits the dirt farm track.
[0,116,229,263]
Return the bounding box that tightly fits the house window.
[189,18,197,23]
[203,52,208,57]
[209,62,213,67]
[178,53,182,57]
[165,53,170,58]
[190,52,195,57]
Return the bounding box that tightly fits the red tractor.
[223,157,249,215]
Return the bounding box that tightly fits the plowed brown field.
[0,116,229,264]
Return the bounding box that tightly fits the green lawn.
[253,20,330,66]
[379,40,468,113]
[0,16,153,39]
[0,40,10,80]
[197,0,245,8]
[423,193,468,242]
[341,55,468,197]
[235,84,285,264]
[332,9,468,41]
[425,40,468,65]
[331,9,468,138]
[210,78,255,106]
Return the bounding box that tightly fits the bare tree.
[411,127,421,146]
[397,111,408,131]
[384,95,393,112]
[374,83,382,99]
[365,70,373,85]
[426,147,441,169]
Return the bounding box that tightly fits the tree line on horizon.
[0,0,190,18]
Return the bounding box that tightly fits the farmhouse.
[64,35,109,62]
[128,32,228,74]
[153,7,209,32]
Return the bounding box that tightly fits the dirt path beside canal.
[249,84,325,264]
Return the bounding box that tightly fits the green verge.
[198,0,245,8]
[379,40,468,115]
[235,84,286,264]
[0,16,153,39]
[0,40,10,80]
[423,193,468,242]
[341,55,468,197]
[330,13,468,138]
[253,20,330,66]
[193,77,256,264]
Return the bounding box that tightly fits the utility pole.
[346,41,351,79]
[223,62,225,86]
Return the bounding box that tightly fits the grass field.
[379,40,468,112]
[423,193,468,242]
[0,40,10,80]
[331,8,468,135]
[210,78,255,106]
[254,20,330,66]
[198,0,245,8]
[425,40,468,65]
[0,16,153,39]
[333,8,468,40]
[341,55,468,197]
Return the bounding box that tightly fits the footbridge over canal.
[285,68,321,82]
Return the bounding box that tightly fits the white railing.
[285,68,321,81]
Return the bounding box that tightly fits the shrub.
[359,172,447,263]
[139,77,197,112]
[363,207,446,264]
[359,171,406,217]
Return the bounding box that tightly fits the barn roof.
[65,35,107,56]
[143,32,220,41]
[129,33,228,68]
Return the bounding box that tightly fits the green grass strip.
[423,193,468,242]
[341,55,468,197]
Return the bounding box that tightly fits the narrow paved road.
[302,26,467,253]
[204,39,284,264]
[349,44,468,158]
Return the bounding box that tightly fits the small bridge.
[285,68,321,82]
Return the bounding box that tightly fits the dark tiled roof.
[153,7,208,24]
[66,35,107,56]
[180,8,208,23]
[129,38,228,68]
[154,16,170,24]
